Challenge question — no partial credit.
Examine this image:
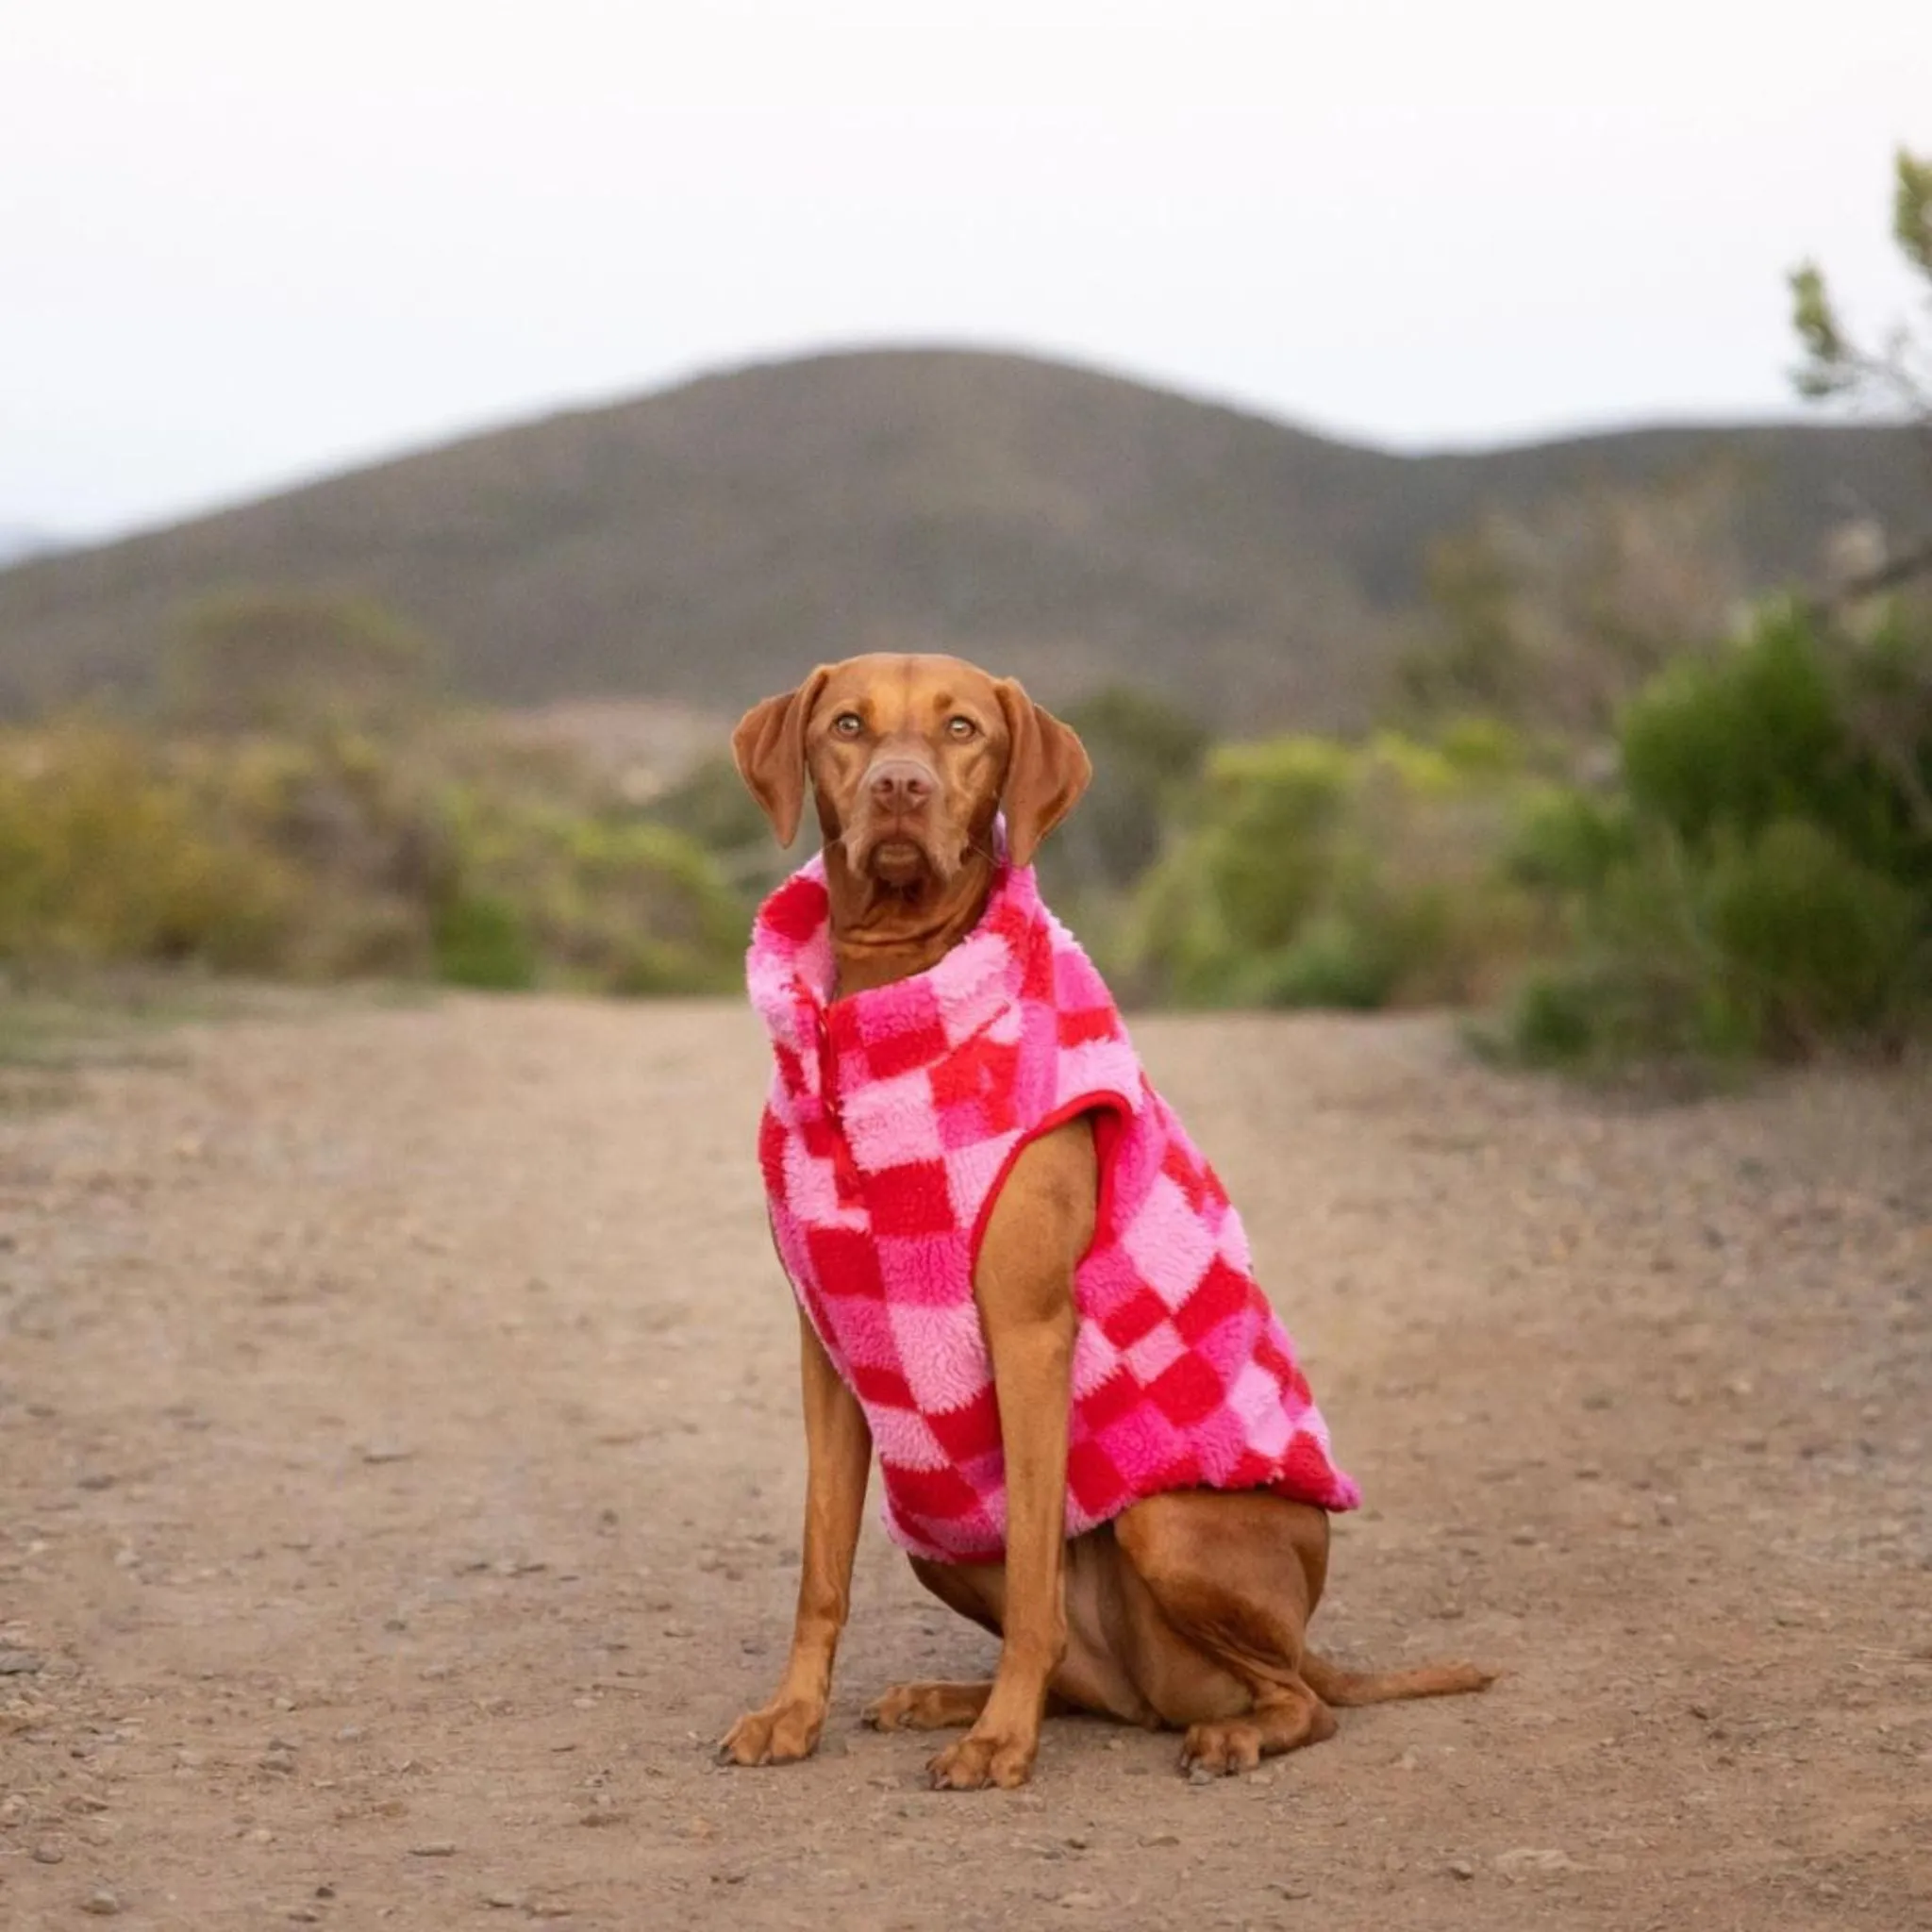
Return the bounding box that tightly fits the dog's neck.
[823,843,997,998]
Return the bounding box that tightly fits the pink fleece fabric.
[748,848,1360,1562]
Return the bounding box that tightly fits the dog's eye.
[831,712,864,738]
[946,716,977,741]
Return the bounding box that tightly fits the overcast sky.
[6,1,1929,540]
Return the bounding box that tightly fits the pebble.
[1447,1858,1475,1880]
[0,1651,44,1674]
[1187,1765,1216,1786]
[409,1840,457,1857]
[1056,1890,1105,1910]
[261,1749,297,1775]
[32,1841,66,1863]
[485,1894,525,1911]
[1494,1847,1574,1876]
[81,1890,123,1916]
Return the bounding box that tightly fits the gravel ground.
[2,995,1928,1930]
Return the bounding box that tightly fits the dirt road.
[2,997,1928,1930]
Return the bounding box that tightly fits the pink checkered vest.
[748,851,1360,1562]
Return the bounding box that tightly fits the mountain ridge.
[3,346,1924,727]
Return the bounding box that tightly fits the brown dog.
[721,654,1490,1790]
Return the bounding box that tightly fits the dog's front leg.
[720,1307,872,1765]
[927,1117,1095,1791]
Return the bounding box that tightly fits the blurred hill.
[1,347,1924,728]
[0,526,58,568]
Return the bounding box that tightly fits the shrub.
[0,721,299,971]
[1123,731,1541,1010]
[1704,818,1923,1053]
[433,893,539,991]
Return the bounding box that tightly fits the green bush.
[1705,818,1922,1053]
[1493,603,1932,1071]
[1123,731,1541,1010]
[0,721,299,971]
[432,893,539,991]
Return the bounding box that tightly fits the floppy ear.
[731,668,830,847]
[994,678,1091,869]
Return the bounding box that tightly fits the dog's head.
[732,655,1091,885]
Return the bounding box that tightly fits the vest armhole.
[965,1089,1134,1282]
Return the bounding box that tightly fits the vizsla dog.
[721,654,1490,1790]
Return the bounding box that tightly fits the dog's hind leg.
[1111,1491,1339,1775]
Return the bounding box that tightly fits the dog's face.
[732,655,1091,882]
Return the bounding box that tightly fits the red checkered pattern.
[748,850,1360,1562]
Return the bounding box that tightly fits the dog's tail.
[1301,1650,1496,1707]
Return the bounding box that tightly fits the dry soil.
[2,997,1928,1930]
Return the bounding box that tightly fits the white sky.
[6,1,1929,539]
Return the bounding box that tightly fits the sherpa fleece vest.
[747,851,1360,1563]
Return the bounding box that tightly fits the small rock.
[1689,1700,1712,1720]
[1270,1881,1314,1900]
[485,1895,524,1911]
[1494,1847,1575,1876]
[1187,1765,1216,1786]
[529,1907,574,1921]
[287,1912,322,1925]
[1447,1858,1475,1880]
[261,1749,297,1775]
[336,1725,364,1742]
[77,1474,115,1491]
[1393,1749,1420,1771]
[0,1793,29,1825]
[81,1890,123,1917]
[1139,1832,1181,1847]
[32,1841,66,1864]
[360,1446,412,1465]
[408,1841,457,1857]
[1056,1890,1105,1910]
[0,1652,45,1675]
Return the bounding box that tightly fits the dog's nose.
[869,760,935,814]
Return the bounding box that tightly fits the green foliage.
[1124,729,1541,1010]
[443,791,745,995]
[0,698,748,996]
[1495,603,1932,1071]
[1705,819,1922,1053]
[1506,785,1635,893]
[1790,145,1931,419]
[432,894,539,991]
[0,720,299,971]
[1036,687,1211,924]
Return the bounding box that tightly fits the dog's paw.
[864,1681,992,1732]
[926,1726,1037,1791]
[1178,1718,1264,1776]
[718,1697,824,1767]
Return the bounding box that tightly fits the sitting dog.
[721,654,1491,1790]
